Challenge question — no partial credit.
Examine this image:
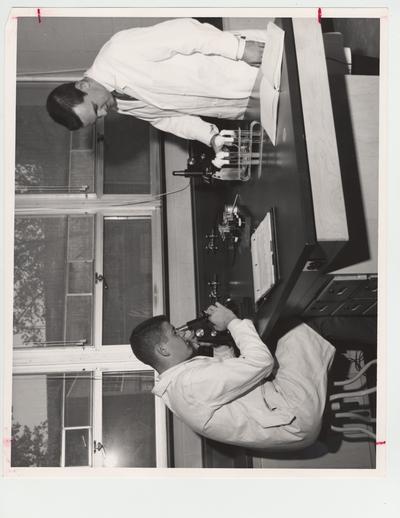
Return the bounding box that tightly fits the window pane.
[68,262,93,293]
[11,373,93,467]
[103,111,151,194]
[102,371,156,467]
[102,218,153,345]
[13,215,94,348]
[15,83,95,194]
[65,429,91,467]
[65,373,92,427]
[65,295,93,345]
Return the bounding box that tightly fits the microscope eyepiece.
[176,312,233,346]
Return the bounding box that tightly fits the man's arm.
[130,18,245,62]
[183,303,275,407]
[118,18,264,64]
[149,115,219,146]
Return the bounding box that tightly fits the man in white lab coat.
[46,18,266,153]
[130,302,336,450]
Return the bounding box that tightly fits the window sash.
[15,82,95,196]
[94,211,163,348]
[61,371,93,467]
[13,207,164,350]
[12,207,166,465]
[11,206,167,468]
[96,119,161,198]
[15,82,162,198]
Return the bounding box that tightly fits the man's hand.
[242,40,265,67]
[205,302,237,332]
[210,133,225,154]
[180,329,201,351]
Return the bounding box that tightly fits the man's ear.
[156,342,170,357]
[75,78,90,92]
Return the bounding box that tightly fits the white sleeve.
[150,115,219,146]
[185,319,275,407]
[125,18,241,62]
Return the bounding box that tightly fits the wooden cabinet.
[304,275,377,317]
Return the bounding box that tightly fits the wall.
[222,17,274,31]
[164,136,203,468]
[332,75,379,275]
[17,17,172,74]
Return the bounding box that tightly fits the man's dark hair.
[46,82,87,130]
[130,315,169,367]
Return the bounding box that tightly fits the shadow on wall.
[322,18,380,75]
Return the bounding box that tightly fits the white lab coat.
[153,319,335,450]
[85,18,264,145]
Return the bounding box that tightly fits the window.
[12,372,92,467]
[103,112,154,194]
[11,81,167,470]
[15,83,159,197]
[15,83,96,195]
[11,369,161,468]
[13,214,157,349]
[102,371,156,467]
[14,215,95,348]
[102,218,153,345]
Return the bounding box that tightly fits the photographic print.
[3,7,385,475]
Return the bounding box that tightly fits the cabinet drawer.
[303,301,342,317]
[351,278,378,300]
[332,300,376,316]
[363,301,377,316]
[317,279,360,302]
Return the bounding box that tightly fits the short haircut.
[46,82,87,130]
[130,315,169,367]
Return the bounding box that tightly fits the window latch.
[95,272,109,289]
[94,440,105,453]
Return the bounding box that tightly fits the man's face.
[162,322,198,363]
[73,78,116,127]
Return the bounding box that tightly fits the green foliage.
[11,419,49,467]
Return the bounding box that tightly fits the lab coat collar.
[152,356,208,396]
[85,65,118,94]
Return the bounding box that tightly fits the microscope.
[176,297,241,348]
[176,313,234,346]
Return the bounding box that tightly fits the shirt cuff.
[236,36,246,60]
[227,318,245,334]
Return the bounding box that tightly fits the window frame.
[15,81,98,199]
[11,365,167,470]
[11,207,168,470]
[15,81,162,201]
